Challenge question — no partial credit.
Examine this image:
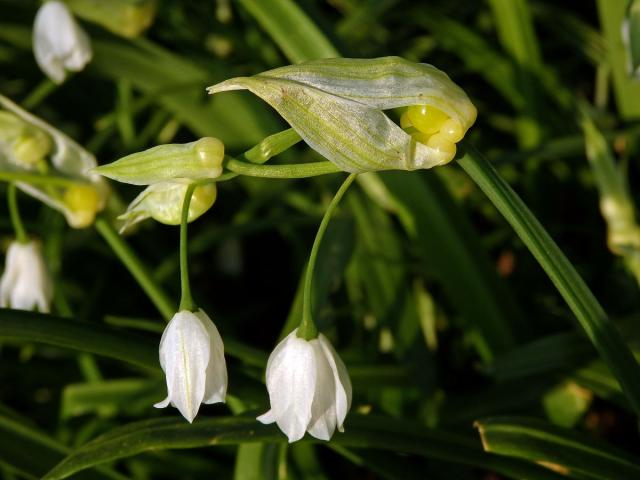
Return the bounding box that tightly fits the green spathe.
[208,57,477,173]
[96,137,224,185]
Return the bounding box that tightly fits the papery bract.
[0,240,53,312]
[33,0,92,84]
[208,56,477,172]
[257,328,352,442]
[155,309,227,423]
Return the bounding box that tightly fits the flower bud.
[0,111,52,168]
[208,56,476,172]
[65,0,157,38]
[0,94,109,228]
[62,184,102,228]
[33,0,92,84]
[118,181,216,233]
[95,137,225,185]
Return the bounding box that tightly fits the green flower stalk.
[208,57,477,172]
[0,94,108,228]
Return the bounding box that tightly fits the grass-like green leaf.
[0,309,158,370]
[43,415,566,480]
[475,416,640,479]
[596,0,640,118]
[237,0,339,62]
[458,144,640,416]
[378,170,523,362]
[0,411,126,480]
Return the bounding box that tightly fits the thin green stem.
[178,184,197,312]
[298,173,357,340]
[7,184,28,243]
[94,217,174,321]
[458,142,640,416]
[225,157,341,178]
[0,170,84,187]
[21,79,58,110]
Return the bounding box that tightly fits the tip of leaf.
[206,79,250,95]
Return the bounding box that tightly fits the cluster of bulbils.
[156,310,352,442]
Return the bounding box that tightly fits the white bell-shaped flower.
[154,309,227,422]
[257,328,352,443]
[0,240,53,312]
[33,0,92,84]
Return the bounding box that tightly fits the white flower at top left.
[0,240,53,313]
[155,309,227,423]
[33,0,92,84]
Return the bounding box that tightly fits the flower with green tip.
[0,240,53,313]
[154,309,227,423]
[33,0,92,84]
[258,328,352,443]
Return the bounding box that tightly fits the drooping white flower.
[0,240,53,313]
[154,309,227,422]
[33,0,92,84]
[257,328,352,443]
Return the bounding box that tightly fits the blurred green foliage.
[1,0,640,478]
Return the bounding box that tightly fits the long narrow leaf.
[43,415,566,480]
[476,416,640,479]
[457,144,640,416]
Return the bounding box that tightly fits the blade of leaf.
[237,0,339,62]
[457,143,640,416]
[475,416,640,479]
[0,309,158,370]
[43,415,566,480]
[376,170,521,361]
[596,0,640,118]
[0,412,126,480]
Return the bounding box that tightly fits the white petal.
[317,334,352,431]
[153,396,171,409]
[157,311,210,422]
[263,331,317,442]
[306,339,337,441]
[194,309,227,404]
[33,1,92,84]
[256,409,276,424]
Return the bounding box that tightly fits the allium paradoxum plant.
[206,56,477,442]
[95,135,228,422]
